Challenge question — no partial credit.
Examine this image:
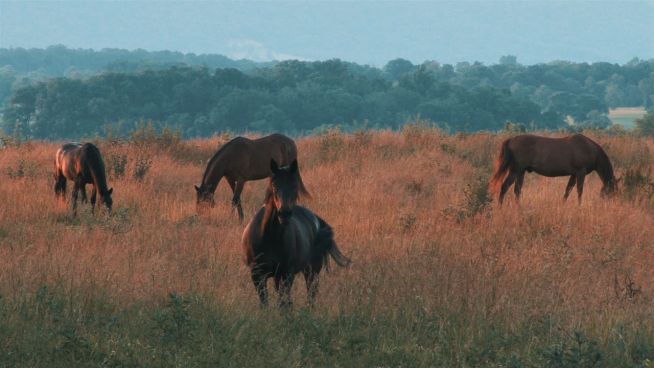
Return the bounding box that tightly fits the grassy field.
[3,127,654,366]
[609,107,647,130]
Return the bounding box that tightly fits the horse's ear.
[194,184,201,193]
[270,159,279,173]
[616,176,623,184]
[108,188,113,195]
[290,159,298,173]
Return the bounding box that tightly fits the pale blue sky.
[1,1,652,66]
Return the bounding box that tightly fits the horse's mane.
[593,142,615,184]
[260,198,276,235]
[200,138,242,187]
[81,143,109,194]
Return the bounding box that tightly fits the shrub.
[318,127,345,162]
[622,167,654,201]
[133,156,153,181]
[634,112,654,137]
[6,159,37,179]
[131,120,181,148]
[107,153,128,179]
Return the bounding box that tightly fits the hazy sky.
[1,1,652,66]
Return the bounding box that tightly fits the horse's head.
[601,176,621,197]
[194,184,215,212]
[102,188,114,212]
[269,159,299,225]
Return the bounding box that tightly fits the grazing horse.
[54,143,113,214]
[490,134,618,205]
[195,133,310,221]
[242,159,350,308]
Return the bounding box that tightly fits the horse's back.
[243,205,323,270]
[507,134,601,175]
[55,142,83,178]
[254,133,297,164]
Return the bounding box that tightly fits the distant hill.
[0,45,273,77]
[1,47,653,139]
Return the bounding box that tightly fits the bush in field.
[107,153,128,179]
[131,120,181,148]
[635,112,654,137]
[402,119,440,147]
[622,167,654,201]
[443,174,493,221]
[318,127,345,162]
[133,156,153,181]
[6,159,37,179]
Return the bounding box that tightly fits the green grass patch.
[2,288,654,367]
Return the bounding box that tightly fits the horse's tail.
[81,143,109,193]
[316,218,351,269]
[53,158,66,197]
[490,138,512,195]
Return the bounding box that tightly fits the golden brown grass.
[2,129,654,366]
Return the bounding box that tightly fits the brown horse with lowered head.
[242,159,350,308]
[490,134,618,205]
[55,143,113,214]
[195,133,309,221]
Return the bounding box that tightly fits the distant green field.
[609,107,647,129]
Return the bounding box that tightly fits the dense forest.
[1,46,653,139]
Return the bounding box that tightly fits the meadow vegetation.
[2,129,654,366]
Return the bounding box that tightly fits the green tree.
[635,112,654,136]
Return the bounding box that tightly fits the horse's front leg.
[231,180,245,222]
[90,187,97,214]
[251,269,269,307]
[71,182,81,216]
[563,175,576,201]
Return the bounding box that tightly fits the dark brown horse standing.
[55,143,113,214]
[490,134,618,205]
[242,159,349,308]
[195,133,310,221]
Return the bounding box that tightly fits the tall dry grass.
[2,129,654,366]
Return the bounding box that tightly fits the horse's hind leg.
[80,185,88,204]
[514,171,525,202]
[303,269,320,307]
[275,273,295,309]
[54,174,67,201]
[575,173,586,204]
[499,171,517,205]
[231,180,245,222]
[251,269,269,307]
[563,175,576,201]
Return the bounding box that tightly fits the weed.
[6,159,37,179]
[133,156,153,181]
[318,127,345,162]
[107,153,128,179]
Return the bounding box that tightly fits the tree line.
[1,47,653,139]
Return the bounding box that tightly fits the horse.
[242,159,350,308]
[490,134,618,205]
[195,133,310,222]
[54,142,113,214]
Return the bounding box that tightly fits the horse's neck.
[89,166,109,195]
[596,152,614,184]
[202,159,224,192]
